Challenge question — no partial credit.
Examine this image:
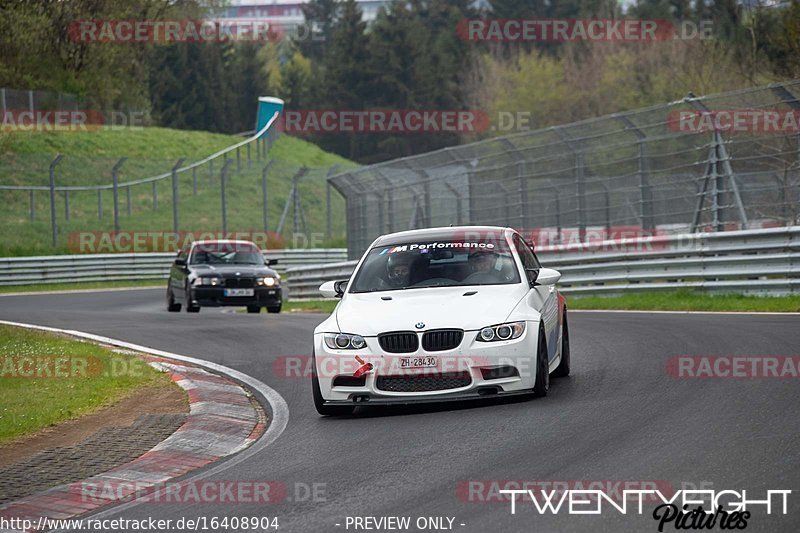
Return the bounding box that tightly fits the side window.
[514,235,539,270]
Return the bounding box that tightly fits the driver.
[385,252,414,288]
[468,250,498,274]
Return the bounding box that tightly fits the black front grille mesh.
[223,277,254,288]
[376,371,471,392]
[422,329,464,351]
[378,332,419,353]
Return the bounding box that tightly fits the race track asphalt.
[1,289,798,532]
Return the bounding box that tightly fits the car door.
[514,234,559,363]
[171,245,190,301]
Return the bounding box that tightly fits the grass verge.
[284,299,338,314]
[0,324,177,442]
[567,289,800,312]
[0,279,163,294]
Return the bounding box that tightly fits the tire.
[532,324,549,398]
[184,283,200,313]
[246,305,262,314]
[552,310,571,378]
[312,350,354,416]
[267,304,282,314]
[166,288,181,312]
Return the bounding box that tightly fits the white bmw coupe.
[312,226,570,415]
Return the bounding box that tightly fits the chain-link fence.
[1,88,83,113]
[329,80,800,259]
[0,119,348,254]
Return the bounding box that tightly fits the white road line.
[0,319,290,530]
[570,309,800,316]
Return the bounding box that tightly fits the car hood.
[335,284,528,335]
[189,264,278,277]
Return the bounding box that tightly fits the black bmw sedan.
[166,240,282,314]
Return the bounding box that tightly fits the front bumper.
[313,324,539,404]
[192,286,282,307]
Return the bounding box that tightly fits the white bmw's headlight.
[196,277,220,286]
[477,321,525,342]
[324,333,367,350]
[257,277,279,287]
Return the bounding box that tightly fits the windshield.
[189,243,264,266]
[349,239,520,293]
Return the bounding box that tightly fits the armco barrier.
[284,227,800,299]
[0,249,347,286]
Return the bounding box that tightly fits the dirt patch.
[0,381,187,468]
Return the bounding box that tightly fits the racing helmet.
[468,249,498,271]
[386,252,414,287]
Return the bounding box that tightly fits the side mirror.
[267,259,279,266]
[319,279,349,298]
[534,267,561,286]
[175,257,187,266]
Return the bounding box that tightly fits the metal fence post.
[236,146,241,173]
[111,157,127,233]
[192,166,197,196]
[444,183,463,225]
[325,165,339,239]
[171,159,185,234]
[97,190,103,220]
[152,181,158,210]
[247,143,251,168]
[262,161,273,232]
[29,190,35,222]
[28,90,34,113]
[49,154,63,246]
[614,114,653,231]
[64,190,69,222]
[602,183,611,236]
[220,160,232,235]
[126,186,131,215]
[576,152,586,242]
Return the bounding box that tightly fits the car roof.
[192,239,258,245]
[371,226,515,247]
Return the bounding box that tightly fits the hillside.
[0,128,355,256]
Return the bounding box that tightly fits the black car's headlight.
[324,333,367,350]
[195,277,220,286]
[477,321,526,342]
[256,276,279,287]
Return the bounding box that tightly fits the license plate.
[399,357,437,369]
[224,288,254,297]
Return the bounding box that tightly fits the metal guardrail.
[328,80,800,260]
[284,227,800,299]
[0,249,347,286]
